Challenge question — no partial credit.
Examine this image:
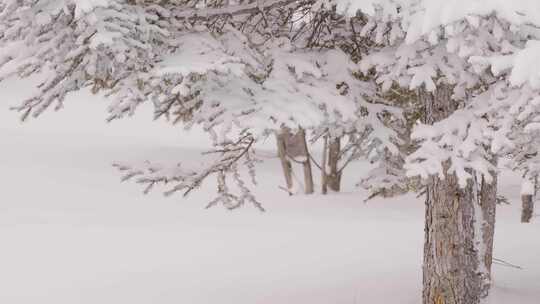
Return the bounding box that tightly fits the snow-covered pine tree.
[479,38,540,224]
[353,0,540,302]
[0,0,401,207]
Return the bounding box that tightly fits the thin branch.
[493,258,523,270]
[173,0,305,20]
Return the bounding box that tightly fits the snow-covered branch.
[115,132,264,211]
[173,0,304,20]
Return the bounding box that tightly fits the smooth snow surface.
[1,79,539,303]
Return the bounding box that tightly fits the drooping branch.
[114,132,264,211]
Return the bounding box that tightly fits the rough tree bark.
[421,85,497,304]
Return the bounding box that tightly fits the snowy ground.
[1,79,539,303]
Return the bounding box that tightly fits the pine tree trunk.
[321,135,329,195]
[479,159,497,294]
[521,175,536,223]
[327,137,342,192]
[276,128,293,194]
[298,128,314,194]
[421,86,497,304]
[521,195,534,223]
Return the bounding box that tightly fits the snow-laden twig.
[114,133,264,211]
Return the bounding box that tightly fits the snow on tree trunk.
[327,137,342,192]
[478,158,497,294]
[421,85,496,304]
[298,128,314,194]
[278,127,314,195]
[277,128,294,194]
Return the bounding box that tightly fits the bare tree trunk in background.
[321,135,329,195]
[277,128,293,194]
[298,128,314,194]
[277,127,314,195]
[522,195,534,223]
[327,137,342,192]
[421,85,497,304]
[521,174,536,223]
